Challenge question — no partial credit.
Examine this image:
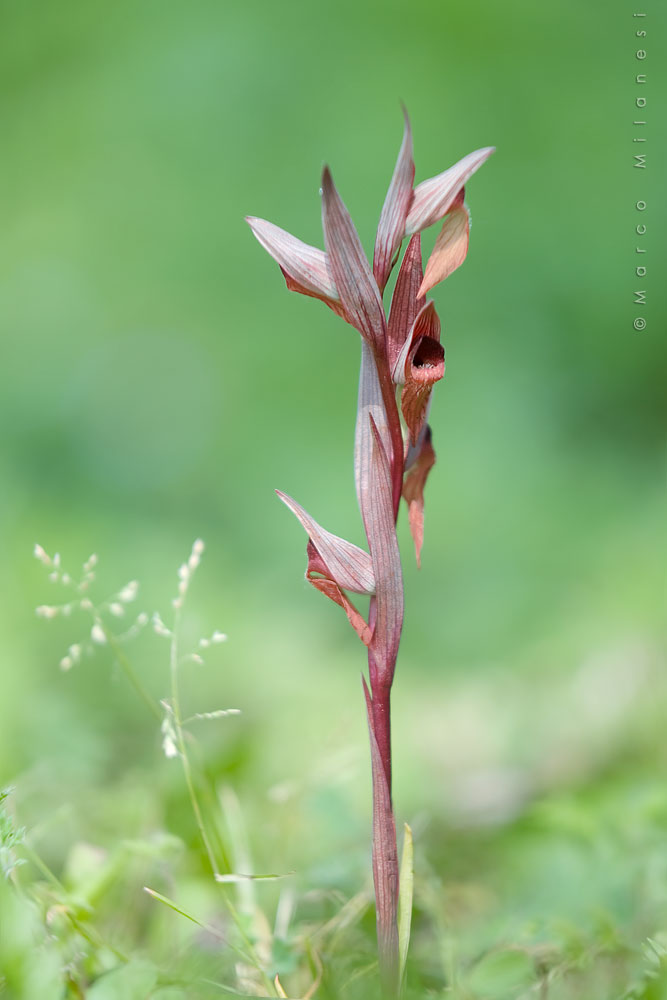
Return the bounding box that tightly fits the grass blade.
[144,886,211,929]
[214,871,294,882]
[397,823,414,989]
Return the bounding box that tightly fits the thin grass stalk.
[169,600,276,997]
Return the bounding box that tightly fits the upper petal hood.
[276,490,375,645]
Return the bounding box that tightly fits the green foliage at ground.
[1,0,665,996]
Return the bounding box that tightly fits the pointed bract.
[405,146,494,235]
[276,490,375,594]
[419,200,470,297]
[367,416,404,683]
[246,217,346,316]
[321,168,387,350]
[276,491,374,646]
[386,234,425,375]
[306,541,372,645]
[402,426,436,567]
[355,341,392,536]
[373,109,415,295]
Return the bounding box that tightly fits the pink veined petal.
[405,146,495,235]
[402,425,436,568]
[367,416,404,684]
[373,107,415,295]
[321,167,387,351]
[246,216,341,307]
[362,675,399,985]
[386,233,424,375]
[419,201,470,297]
[276,490,375,594]
[276,492,374,645]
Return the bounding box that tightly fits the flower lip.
[395,301,444,446]
[410,336,445,376]
[392,299,441,385]
[401,334,445,446]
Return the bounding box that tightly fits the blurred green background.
[1,0,666,995]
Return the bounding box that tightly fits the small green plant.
[0,788,26,882]
[31,541,305,997]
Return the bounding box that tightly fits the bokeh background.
[1,0,666,995]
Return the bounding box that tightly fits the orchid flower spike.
[247,110,493,997]
[248,113,493,583]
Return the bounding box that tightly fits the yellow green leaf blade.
[397,822,414,988]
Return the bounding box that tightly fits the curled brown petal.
[401,426,436,568]
[307,541,372,646]
[280,268,349,321]
[418,202,470,297]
